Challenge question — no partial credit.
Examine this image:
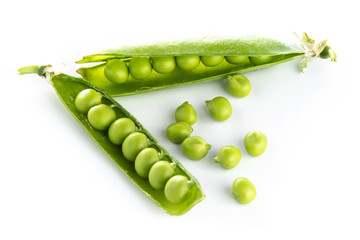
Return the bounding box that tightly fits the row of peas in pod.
[165,74,267,204]
[103,55,273,84]
[74,88,193,204]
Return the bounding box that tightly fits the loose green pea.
[134,148,159,178]
[148,161,175,190]
[164,175,190,203]
[175,101,197,125]
[129,57,152,80]
[104,59,129,84]
[151,57,176,74]
[176,56,200,70]
[200,56,224,67]
[244,131,267,157]
[166,122,193,144]
[213,145,241,169]
[225,56,250,65]
[249,56,273,65]
[181,136,211,160]
[122,132,149,162]
[226,74,251,98]
[205,96,232,121]
[87,104,116,131]
[108,118,136,145]
[75,89,102,113]
[231,177,256,204]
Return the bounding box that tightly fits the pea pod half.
[76,33,336,97]
[18,65,205,216]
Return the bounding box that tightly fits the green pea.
[104,59,129,84]
[200,56,224,67]
[87,104,116,131]
[108,118,136,145]
[205,96,232,121]
[148,161,175,190]
[225,56,250,65]
[129,57,152,80]
[176,56,200,70]
[151,57,176,74]
[164,175,190,203]
[75,89,102,113]
[249,56,273,65]
[213,145,241,169]
[122,132,149,162]
[181,136,211,160]
[134,148,159,178]
[244,131,267,157]
[175,101,197,125]
[231,177,256,204]
[166,122,193,144]
[226,74,251,98]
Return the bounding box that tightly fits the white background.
[1,0,359,239]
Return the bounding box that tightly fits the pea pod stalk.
[18,65,205,216]
[76,33,337,97]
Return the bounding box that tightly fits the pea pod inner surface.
[76,34,336,97]
[78,53,302,97]
[20,67,205,216]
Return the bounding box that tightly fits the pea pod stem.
[18,65,44,75]
[294,32,337,72]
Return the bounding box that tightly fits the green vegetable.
[225,56,250,65]
[181,136,211,160]
[249,56,273,65]
[104,59,129,84]
[175,101,197,125]
[129,57,152,80]
[74,89,102,113]
[176,56,200,70]
[122,132,149,162]
[108,118,136,145]
[205,96,232,121]
[18,65,205,216]
[200,56,224,67]
[231,177,256,204]
[164,175,190,204]
[213,145,241,169]
[166,122,193,144]
[244,131,268,157]
[87,104,116,131]
[148,161,175,190]
[134,148,159,178]
[77,33,336,97]
[151,57,176,74]
[226,74,251,98]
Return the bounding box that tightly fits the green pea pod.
[76,33,336,97]
[18,65,205,216]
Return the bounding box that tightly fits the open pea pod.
[18,65,205,216]
[77,33,337,97]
